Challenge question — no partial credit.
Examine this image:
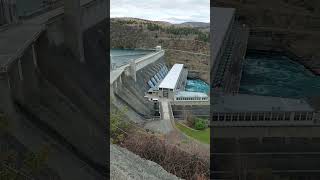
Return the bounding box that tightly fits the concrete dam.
[0,0,108,179]
[110,48,210,128]
[111,49,167,120]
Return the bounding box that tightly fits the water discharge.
[185,79,209,94]
[239,53,320,98]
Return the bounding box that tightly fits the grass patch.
[176,122,210,144]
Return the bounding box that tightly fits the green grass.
[176,122,210,144]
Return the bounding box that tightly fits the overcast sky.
[110,0,209,24]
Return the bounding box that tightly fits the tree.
[194,118,206,130]
[110,106,129,143]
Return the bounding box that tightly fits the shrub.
[121,132,209,179]
[110,106,129,143]
[194,118,206,130]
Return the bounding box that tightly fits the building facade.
[212,94,316,126]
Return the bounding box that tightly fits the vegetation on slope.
[110,105,210,179]
[111,18,209,42]
[176,122,210,144]
[0,113,56,179]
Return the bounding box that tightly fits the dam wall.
[33,21,108,167]
[113,55,167,118]
[0,20,108,170]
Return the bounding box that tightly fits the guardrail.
[168,101,177,129]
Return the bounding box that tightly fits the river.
[239,52,320,98]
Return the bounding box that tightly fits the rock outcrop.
[110,144,181,180]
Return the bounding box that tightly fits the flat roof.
[213,94,315,112]
[211,7,235,67]
[159,64,184,89]
[176,91,208,98]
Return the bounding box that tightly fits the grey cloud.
[111,0,209,23]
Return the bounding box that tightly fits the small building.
[175,91,209,102]
[155,45,161,51]
[158,64,187,99]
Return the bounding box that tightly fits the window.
[252,113,258,121]
[239,113,244,121]
[226,114,231,121]
[285,113,290,121]
[307,113,313,120]
[219,113,225,121]
[265,113,271,121]
[271,113,277,121]
[294,113,300,121]
[232,113,238,121]
[245,113,251,121]
[278,113,284,121]
[259,113,264,121]
[300,112,307,121]
[212,114,218,121]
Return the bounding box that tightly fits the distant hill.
[178,22,210,28]
[111,17,209,28]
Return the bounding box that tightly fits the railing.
[167,101,177,129]
[159,102,163,120]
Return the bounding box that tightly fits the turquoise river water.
[239,53,320,98]
[185,79,209,94]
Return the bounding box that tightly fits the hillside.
[179,22,209,28]
[213,0,320,74]
[110,18,210,82]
